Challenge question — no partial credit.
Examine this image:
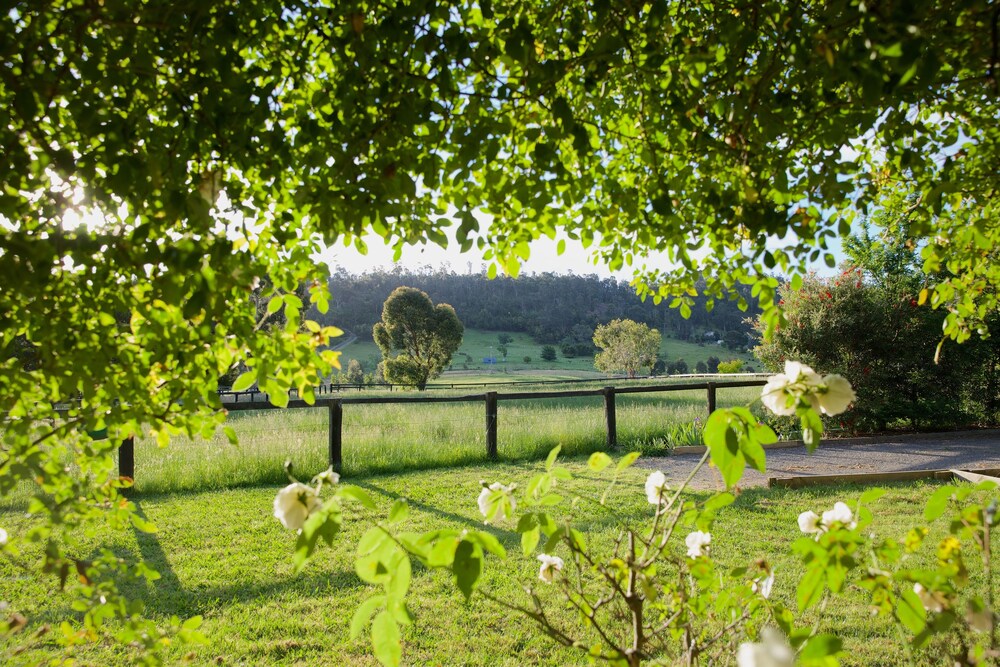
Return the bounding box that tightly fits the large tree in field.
[373,287,464,389]
[2,0,1000,662]
[593,319,661,378]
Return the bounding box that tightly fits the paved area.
[636,431,1000,489]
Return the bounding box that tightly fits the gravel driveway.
[636,430,1000,490]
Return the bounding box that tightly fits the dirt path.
[636,431,1000,490]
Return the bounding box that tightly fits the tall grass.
[129,386,761,494]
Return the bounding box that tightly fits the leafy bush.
[540,345,557,362]
[753,271,1000,432]
[717,359,744,373]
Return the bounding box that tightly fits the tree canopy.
[593,319,661,378]
[373,287,464,389]
[1,0,999,660]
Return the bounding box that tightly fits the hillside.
[313,268,760,352]
[335,328,755,382]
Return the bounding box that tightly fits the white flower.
[645,471,669,505]
[753,571,775,599]
[822,501,855,529]
[314,468,340,486]
[273,482,321,531]
[537,553,564,583]
[477,482,516,522]
[913,583,946,614]
[798,510,822,534]
[0,528,6,546]
[685,530,712,558]
[761,361,822,416]
[761,374,798,416]
[736,628,794,667]
[784,360,822,386]
[816,374,856,415]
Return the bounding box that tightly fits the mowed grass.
[336,329,756,380]
[1,460,992,667]
[128,385,759,495]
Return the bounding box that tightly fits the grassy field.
[119,384,760,495]
[1,458,990,666]
[336,329,756,381]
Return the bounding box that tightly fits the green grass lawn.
[1,457,991,666]
[335,329,756,381]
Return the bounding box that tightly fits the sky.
[316,223,847,280]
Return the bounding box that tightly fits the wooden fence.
[216,373,772,402]
[118,379,767,483]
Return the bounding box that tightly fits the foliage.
[320,271,759,347]
[344,359,365,385]
[696,361,708,374]
[373,287,464,390]
[753,270,1000,431]
[284,365,1000,667]
[593,319,661,378]
[717,360,745,374]
[540,345,558,362]
[707,357,721,374]
[3,0,1000,662]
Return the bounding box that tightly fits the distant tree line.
[313,268,759,347]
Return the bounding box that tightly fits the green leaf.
[798,633,843,665]
[388,498,409,523]
[129,513,158,534]
[797,566,826,611]
[896,588,927,634]
[453,540,482,601]
[337,485,377,510]
[616,451,641,471]
[467,530,506,559]
[859,487,886,505]
[350,596,385,639]
[386,551,412,601]
[740,436,767,473]
[704,492,735,511]
[371,610,401,667]
[587,451,613,472]
[521,527,540,556]
[231,371,256,392]
[799,410,823,452]
[293,502,342,572]
[266,295,284,314]
[704,410,745,488]
[545,445,561,471]
[924,485,956,521]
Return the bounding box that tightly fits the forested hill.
[314,268,760,346]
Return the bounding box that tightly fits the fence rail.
[117,378,767,484]
[215,373,772,402]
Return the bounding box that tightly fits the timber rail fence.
[216,373,772,402]
[116,378,767,483]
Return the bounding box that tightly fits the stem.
[626,531,645,667]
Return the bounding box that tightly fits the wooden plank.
[950,469,1000,484]
[707,381,717,417]
[328,400,343,472]
[485,392,498,460]
[768,468,1000,489]
[119,436,135,483]
[603,387,617,449]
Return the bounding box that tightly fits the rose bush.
[276,364,997,666]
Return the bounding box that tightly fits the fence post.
[328,399,343,472]
[485,392,498,460]
[707,381,717,417]
[603,387,617,449]
[119,436,135,482]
